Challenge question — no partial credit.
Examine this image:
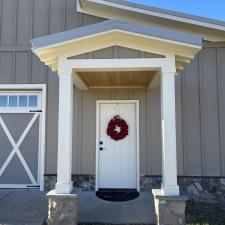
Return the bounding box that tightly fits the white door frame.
[0,84,46,191]
[96,100,140,191]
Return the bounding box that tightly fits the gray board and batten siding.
[0,0,225,177]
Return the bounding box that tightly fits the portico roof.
[32,19,202,49]
[31,19,202,73]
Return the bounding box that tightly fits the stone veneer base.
[44,175,225,203]
[47,190,78,225]
[152,189,188,225]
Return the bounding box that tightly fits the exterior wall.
[71,88,161,175]
[0,0,225,177]
[180,46,225,177]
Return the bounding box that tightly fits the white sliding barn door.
[98,102,138,190]
[0,92,43,188]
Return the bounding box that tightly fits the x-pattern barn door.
[0,91,44,189]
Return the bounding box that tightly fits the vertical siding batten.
[175,74,184,175]
[215,47,223,176]
[0,0,2,47]
[129,89,148,175]
[217,48,225,175]
[81,91,96,174]
[146,90,152,174]
[182,56,202,176]
[199,48,221,176]
[148,90,162,175]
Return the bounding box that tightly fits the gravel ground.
[186,201,225,225]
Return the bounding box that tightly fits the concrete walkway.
[0,189,48,225]
[0,189,156,225]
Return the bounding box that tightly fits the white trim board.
[96,100,140,191]
[0,84,46,191]
[78,0,225,34]
[68,58,176,72]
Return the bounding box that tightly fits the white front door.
[97,101,139,190]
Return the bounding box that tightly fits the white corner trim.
[95,101,100,191]
[77,0,82,12]
[39,85,46,191]
[136,100,140,191]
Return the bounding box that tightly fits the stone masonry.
[47,190,77,225]
[152,189,188,225]
[44,175,225,203]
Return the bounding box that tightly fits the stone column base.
[47,190,77,225]
[152,189,188,225]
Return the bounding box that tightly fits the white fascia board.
[33,29,201,58]
[78,0,225,32]
[118,30,202,50]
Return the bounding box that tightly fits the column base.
[55,181,73,194]
[47,190,77,225]
[161,183,180,196]
[152,189,188,225]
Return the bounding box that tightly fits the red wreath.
[107,115,128,141]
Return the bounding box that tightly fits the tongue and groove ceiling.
[77,71,156,89]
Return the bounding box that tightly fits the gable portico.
[32,19,202,196]
[32,19,202,225]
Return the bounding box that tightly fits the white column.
[160,70,179,196]
[55,71,73,194]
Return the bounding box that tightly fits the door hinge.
[29,110,42,113]
[26,185,40,188]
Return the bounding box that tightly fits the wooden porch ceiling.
[76,71,157,89]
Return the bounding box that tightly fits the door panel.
[0,112,40,186]
[98,103,137,189]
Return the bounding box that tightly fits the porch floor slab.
[0,189,156,225]
[77,192,156,224]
